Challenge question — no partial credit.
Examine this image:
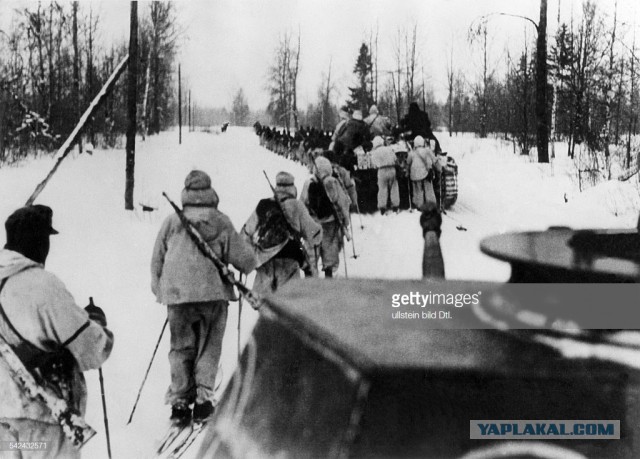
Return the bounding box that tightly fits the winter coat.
[330,119,348,148]
[400,103,441,151]
[371,144,397,169]
[335,119,371,153]
[400,103,432,139]
[407,146,440,181]
[151,205,257,305]
[0,249,113,423]
[301,158,351,226]
[241,185,322,268]
[332,164,358,208]
[364,113,392,138]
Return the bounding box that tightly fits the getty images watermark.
[470,420,620,440]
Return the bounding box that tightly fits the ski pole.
[98,368,112,459]
[355,201,364,229]
[89,297,112,459]
[127,318,168,424]
[351,191,364,229]
[408,178,414,212]
[342,238,349,279]
[313,245,319,277]
[237,274,243,365]
[348,214,358,259]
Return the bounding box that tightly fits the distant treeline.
[255,1,639,171]
[0,2,180,163]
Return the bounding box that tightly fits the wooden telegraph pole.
[535,0,549,163]
[125,1,138,210]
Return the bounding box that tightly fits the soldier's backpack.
[253,198,292,250]
[307,178,334,220]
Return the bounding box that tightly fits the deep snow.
[0,127,638,458]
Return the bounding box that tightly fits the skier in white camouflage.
[371,136,400,214]
[322,150,358,211]
[364,105,393,139]
[0,205,113,458]
[151,170,256,426]
[241,171,322,293]
[407,135,442,211]
[301,157,351,278]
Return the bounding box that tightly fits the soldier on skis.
[241,171,322,293]
[322,150,358,210]
[301,157,351,278]
[328,106,351,153]
[407,135,442,211]
[151,170,256,426]
[371,136,400,215]
[0,205,113,457]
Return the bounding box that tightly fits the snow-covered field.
[0,127,638,458]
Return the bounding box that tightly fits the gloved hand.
[85,297,107,327]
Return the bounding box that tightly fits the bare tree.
[472,2,549,161]
[626,30,637,168]
[83,4,99,145]
[600,0,618,175]
[231,88,250,126]
[267,31,301,129]
[319,58,335,130]
[147,2,180,135]
[468,22,491,138]
[72,2,81,152]
[446,39,455,137]
[404,24,418,104]
[373,22,379,103]
[290,28,301,129]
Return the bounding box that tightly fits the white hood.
[0,249,40,281]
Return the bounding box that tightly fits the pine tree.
[347,43,375,114]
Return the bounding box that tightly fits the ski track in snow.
[0,128,638,458]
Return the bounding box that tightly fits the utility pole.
[125,1,138,210]
[481,2,549,162]
[535,0,549,163]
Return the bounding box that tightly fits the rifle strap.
[0,279,42,357]
[0,276,89,357]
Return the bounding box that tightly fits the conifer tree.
[348,43,375,114]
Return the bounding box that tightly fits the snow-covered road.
[0,127,638,458]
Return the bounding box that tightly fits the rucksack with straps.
[253,198,292,250]
[307,178,334,220]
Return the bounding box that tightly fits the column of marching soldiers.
[250,102,448,278]
[250,102,448,281]
[0,104,449,455]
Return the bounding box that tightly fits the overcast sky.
[2,0,638,111]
